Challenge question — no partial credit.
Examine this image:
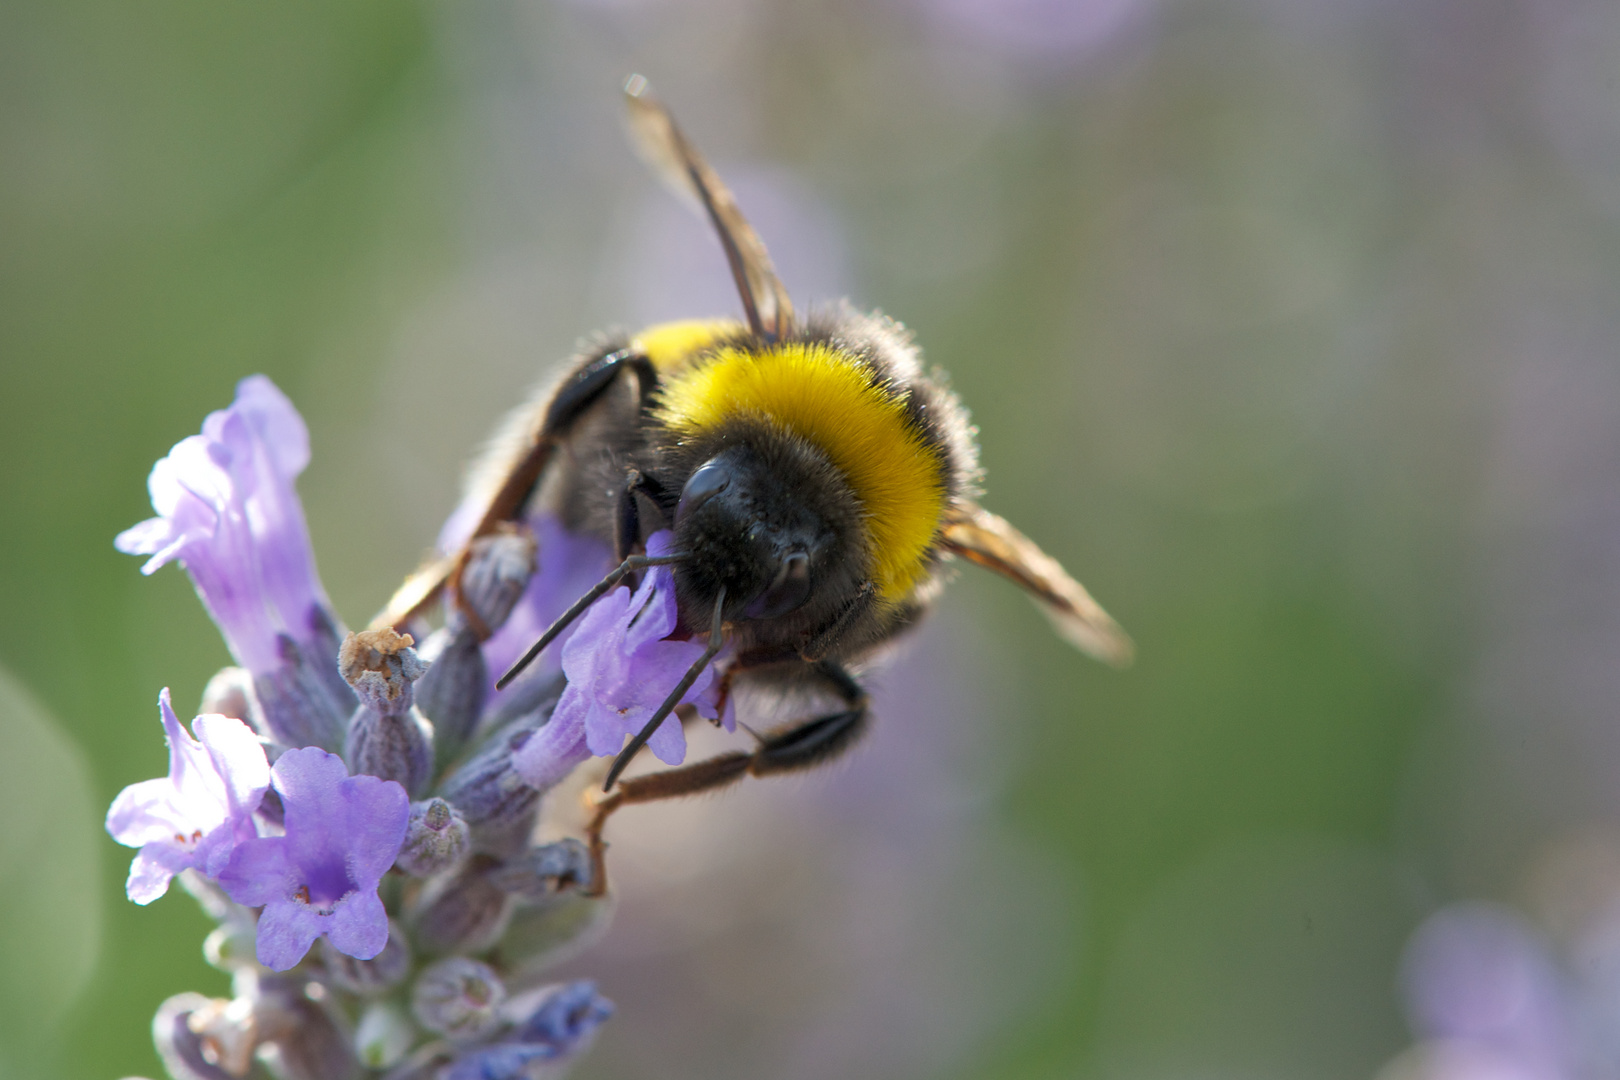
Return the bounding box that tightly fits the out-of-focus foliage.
[5,0,1620,1078]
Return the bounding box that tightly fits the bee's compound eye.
[675,459,733,524]
[745,551,812,620]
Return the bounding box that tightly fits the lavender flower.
[105,688,269,904]
[512,531,716,784]
[218,747,408,971]
[114,382,633,1077]
[115,375,334,676]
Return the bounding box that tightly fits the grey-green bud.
[320,921,411,995]
[396,798,469,878]
[411,957,506,1042]
[410,856,513,954]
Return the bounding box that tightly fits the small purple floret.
[561,531,716,767]
[115,375,334,675]
[218,747,408,971]
[105,689,270,905]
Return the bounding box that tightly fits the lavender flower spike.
[115,375,335,677]
[513,530,716,783]
[106,688,270,904]
[218,747,408,971]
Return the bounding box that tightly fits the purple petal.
[255,897,328,971]
[511,692,591,789]
[641,704,687,766]
[125,843,193,905]
[218,836,297,908]
[107,690,269,901]
[620,568,675,652]
[105,776,194,848]
[116,377,334,675]
[232,375,310,481]
[271,747,353,838]
[193,713,270,822]
[323,889,390,961]
[335,774,411,887]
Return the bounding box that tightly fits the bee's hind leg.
[582,662,869,896]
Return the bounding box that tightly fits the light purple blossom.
[512,531,717,784]
[115,375,333,675]
[218,747,408,971]
[105,688,270,905]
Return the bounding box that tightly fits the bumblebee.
[378,76,1131,890]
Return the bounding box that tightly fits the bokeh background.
[5,0,1620,1078]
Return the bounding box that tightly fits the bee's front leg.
[582,661,869,896]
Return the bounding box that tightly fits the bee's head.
[668,441,857,625]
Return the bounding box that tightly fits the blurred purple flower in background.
[104,688,269,905]
[909,0,1157,64]
[1392,904,1573,1080]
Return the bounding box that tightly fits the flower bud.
[202,923,259,972]
[411,957,506,1042]
[479,667,566,734]
[354,1002,416,1070]
[396,798,470,878]
[442,982,614,1080]
[321,921,411,995]
[455,529,537,636]
[306,604,360,722]
[507,980,614,1050]
[410,855,512,954]
[251,975,361,1080]
[199,667,254,722]
[253,634,350,752]
[152,993,262,1080]
[414,627,486,769]
[378,1043,455,1080]
[342,629,434,796]
[436,720,547,859]
[489,839,593,903]
[499,891,613,978]
[340,629,426,713]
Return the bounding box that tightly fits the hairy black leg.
[614,469,674,563]
[583,662,869,895]
[477,348,657,533]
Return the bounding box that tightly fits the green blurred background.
[6,0,1619,1077]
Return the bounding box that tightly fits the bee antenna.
[495,550,689,690]
[603,586,727,791]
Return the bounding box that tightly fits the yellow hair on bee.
[655,342,946,600]
[632,319,741,373]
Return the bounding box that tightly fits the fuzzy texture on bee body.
[481,306,979,675]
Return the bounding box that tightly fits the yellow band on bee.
[631,319,741,373]
[654,341,945,600]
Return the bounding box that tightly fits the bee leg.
[582,662,869,896]
[614,469,674,562]
[471,346,658,540]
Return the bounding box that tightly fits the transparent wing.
[941,503,1134,667]
[624,74,795,342]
